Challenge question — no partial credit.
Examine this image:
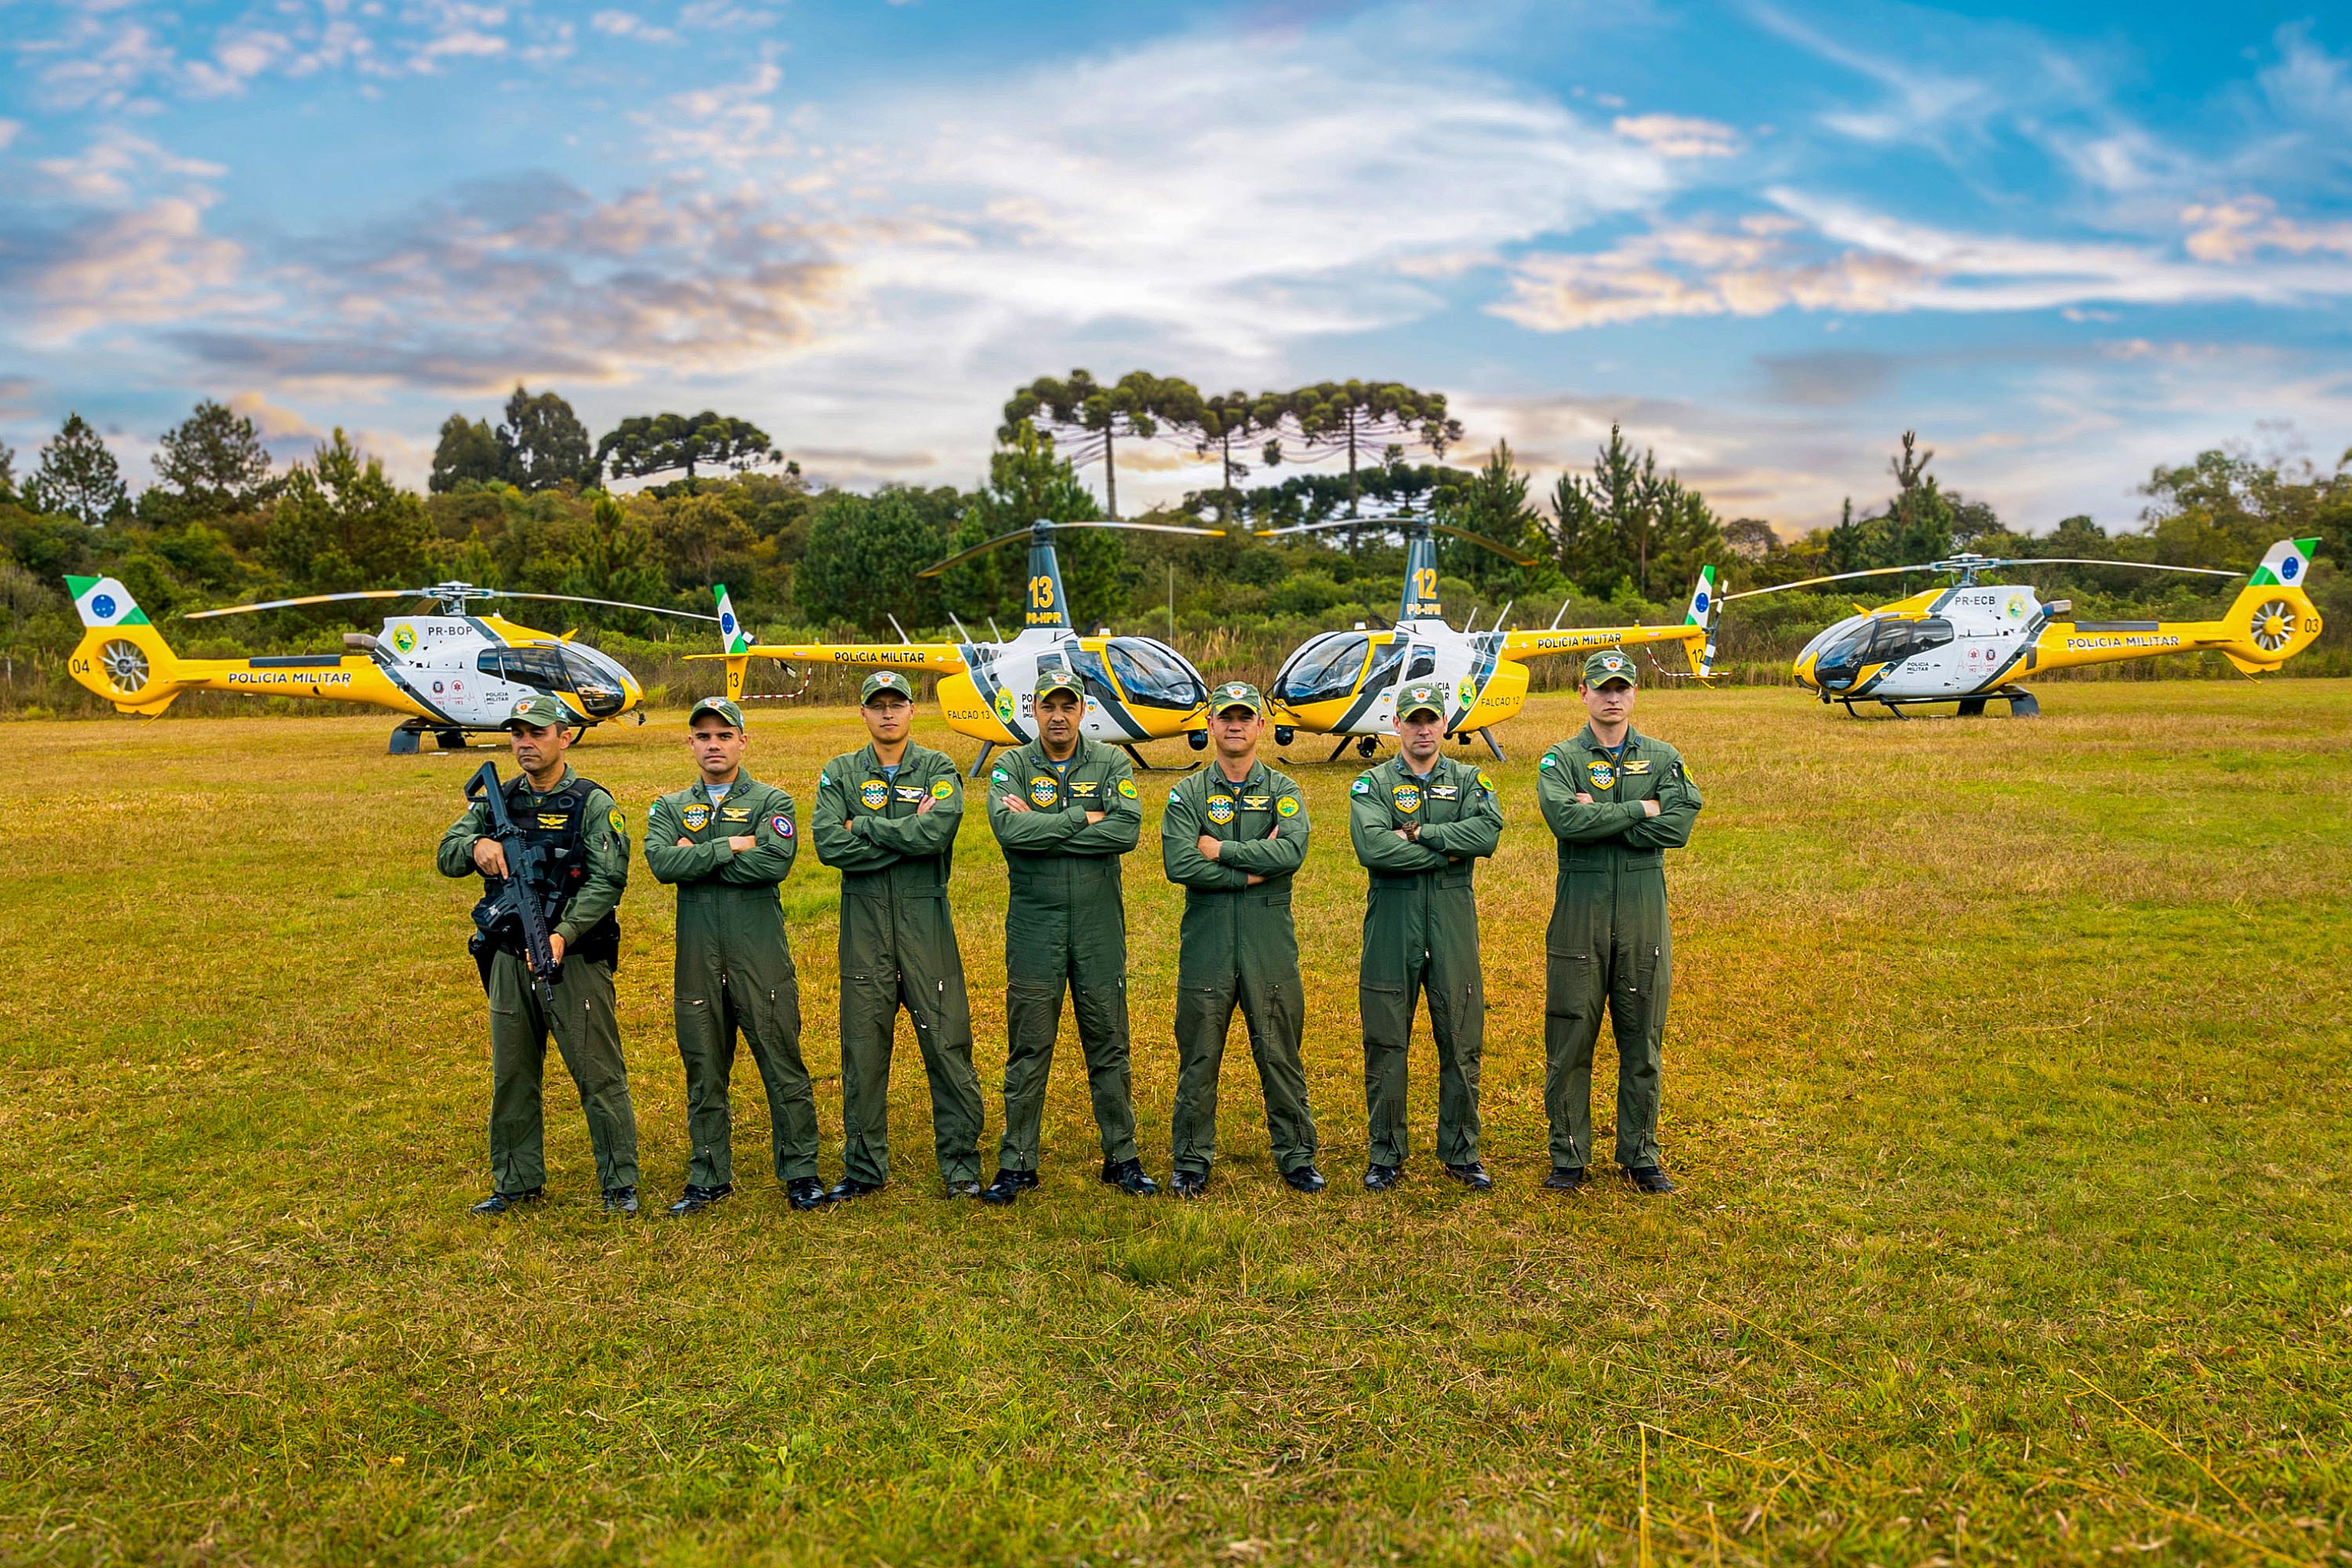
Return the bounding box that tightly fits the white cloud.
[1613,114,1741,158]
[592,9,677,42]
[224,391,322,441]
[11,195,251,341]
[0,121,21,152]
[1495,190,2352,332]
[31,129,226,203]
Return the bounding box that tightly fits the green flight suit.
[1535,726,1702,1171]
[1160,759,1318,1178]
[1348,754,1504,1168]
[644,771,815,1189]
[437,766,641,1196]
[811,742,985,1187]
[985,736,1144,1172]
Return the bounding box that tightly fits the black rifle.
[465,761,564,1007]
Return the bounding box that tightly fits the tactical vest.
[470,773,622,968]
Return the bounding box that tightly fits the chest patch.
[720,807,751,822]
[1243,794,1271,811]
[1588,760,1617,790]
[1029,775,1058,807]
[1623,759,1652,775]
[682,803,712,831]
[1205,794,1236,826]
[894,785,927,804]
[1392,783,1422,815]
[1429,784,1459,800]
[1071,779,1098,797]
[859,779,888,809]
[535,813,569,830]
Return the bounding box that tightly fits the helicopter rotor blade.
[1431,521,1542,568]
[1254,514,1422,539]
[1946,556,2241,579]
[480,590,720,622]
[1051,520,1229,539]
[915,524,1040,579]
[183,589,425,619]
[1717,565,1937,602]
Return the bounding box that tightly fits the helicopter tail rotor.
[2218,539,2325,672]
[64,575,186,715]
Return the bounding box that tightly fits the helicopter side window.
[1360,637,1406,696]
[1866,617,1955,665]
[478,645,570,689]
[1406,645,1436,681]
[1065,647,1118,705]
[1105,638,1207,710]
[1276,632,1370,706]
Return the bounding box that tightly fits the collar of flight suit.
[688,767,760,804]
[851,742,928,775]
[1571,724,1649,756]
[1023,732,1098,771]
[514,764,581,804]
[1203,757,1271,794]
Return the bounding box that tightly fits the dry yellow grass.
[0,683,2347,1565]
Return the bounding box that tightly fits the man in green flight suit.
[981,669,1156,1204]
[811,670,988,1200]
[437,693,641,1214]
[1348,681,1504,1193]
[1536,649,1703,1195]
[1161,681,1323,1199]
[644,697,830,1215]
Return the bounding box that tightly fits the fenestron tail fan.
[2216,539,2325,674]
[64,575,184,715]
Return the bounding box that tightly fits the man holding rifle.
[437,693,642,1215]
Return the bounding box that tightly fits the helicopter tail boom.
[65,576,187,715]
[2029,538,2323,678]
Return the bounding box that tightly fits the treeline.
[1,383,2344,719]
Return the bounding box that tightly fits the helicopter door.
[1359,638,1406,706]
[1405,644,1436,681]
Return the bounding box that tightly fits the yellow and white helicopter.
[1258,514,1718,759]
[1719,536,2325,716]
[698,518,1225,776]
[64,575,716,750]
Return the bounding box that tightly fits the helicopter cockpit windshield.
[1102,637,1207,711]
[478,643,631,717]
[1275,631,1371,706]
[1811,615,1955,691]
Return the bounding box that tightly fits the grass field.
[2,684,2347,1566]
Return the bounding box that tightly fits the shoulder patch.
[1117,777,1138,799]
[818,770,830,787]
[771,813,793,838]
[1538,753,1557,769]
[1351,777,1370,796]
[1478,771,1496,793]
[991,768,1010,783]
[609,808,624,834]
[1168,789,1184,806]
[931,778,954,799]
[1277,795,1300,818]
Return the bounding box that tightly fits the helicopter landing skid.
[1116,743,1196,773]
[1839,688,2041,720]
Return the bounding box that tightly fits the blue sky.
[3,0,2349,533]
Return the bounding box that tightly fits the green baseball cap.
[688,695,746,728]
[1034,669,1086,702]
[860,670,916,704]
[504,693,568,729]
[1210,681,1264,717]
[1396,681,1449,720]
[1582,648,1638,688]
